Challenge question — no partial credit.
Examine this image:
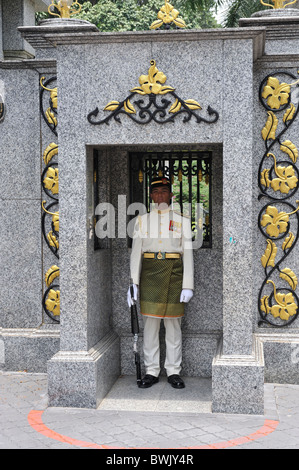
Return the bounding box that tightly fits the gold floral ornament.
[260,153,298,194]
[44,265,60,320]
[150,0,186,30]
[260,202,299,237]
[261,280,297,321]
[131,60,175,96]
[42,201,59,251]
[261,74,299,110]
[45,289,60,317]
[48,0,82,19]
[261,239,277,268]
[260,0,297,8]
[43,143,58,165]
[42,201,59,232]
[40,77,58,131]
[45,265,60,288]
[261,77,291,109]
[87,59,220,126]
[43,167,59,195]
[40,77,57,109]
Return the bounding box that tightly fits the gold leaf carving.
[173,17,186,28]
[280,140,298,163]
[169,98,181,114]
[261,111,278,141]
[260,168,271,188]
[149,19,164,30]
[45,265,60,287]
[279,267,298,290]
[282,232,295,251]
[130,87,147,95]
[261,295,271,314]
[46,108,57,127]
[43,143,58,165]
[283,103,296,123]
[159,86,176,95]
[52,213,59,232]
[184,99,202,110]
[104,101,120,112]
[47,231,59,249]
[261,239,277,268]
[124,99,136,114]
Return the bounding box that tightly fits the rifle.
[130,281,142,386]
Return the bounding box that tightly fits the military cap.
[150,176,171,192]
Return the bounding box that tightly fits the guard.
[127,176,194,389]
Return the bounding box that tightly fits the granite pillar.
[0,0,4,61]
[2,0,36,59]
[212,39,265,415]
[44,20,120,408]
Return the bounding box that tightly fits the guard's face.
[150,186,173,209]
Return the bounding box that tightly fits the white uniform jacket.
[130,207,194,290]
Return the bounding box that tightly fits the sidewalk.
[1,371,299,452]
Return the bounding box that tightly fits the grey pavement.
[1,371,299,452]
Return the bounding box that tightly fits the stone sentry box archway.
[20,21,266,413]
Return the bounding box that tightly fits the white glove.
[127,284,138,307]
[180,289,193,303]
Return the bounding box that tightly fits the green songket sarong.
[139,258,184,318]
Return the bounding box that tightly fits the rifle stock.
[130,284,141,386]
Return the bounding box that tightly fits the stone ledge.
[0,58,56,70]
[0,327,60,338]
[18,25,266,61]
[49,330,119,363]
[212,334,264,368]
[212,336,265,415]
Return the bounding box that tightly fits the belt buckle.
[157,250,163,260]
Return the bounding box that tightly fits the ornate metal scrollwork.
[258,71,299,327]
[40,76,60,324]
[0,93,5,122]
[87,60,219,127]
[40,76,57,136]
[43,265,60,323]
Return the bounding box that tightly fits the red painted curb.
[28,409,279,450]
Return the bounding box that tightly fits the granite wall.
[2,11,299,412]
[0,58,60,372]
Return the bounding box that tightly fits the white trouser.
[143,316,182,377]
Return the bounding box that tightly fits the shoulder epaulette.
[174,210,191,219]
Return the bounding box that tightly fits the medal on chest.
[169,220,182,232]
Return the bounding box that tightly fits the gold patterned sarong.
[140,258,184,318]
